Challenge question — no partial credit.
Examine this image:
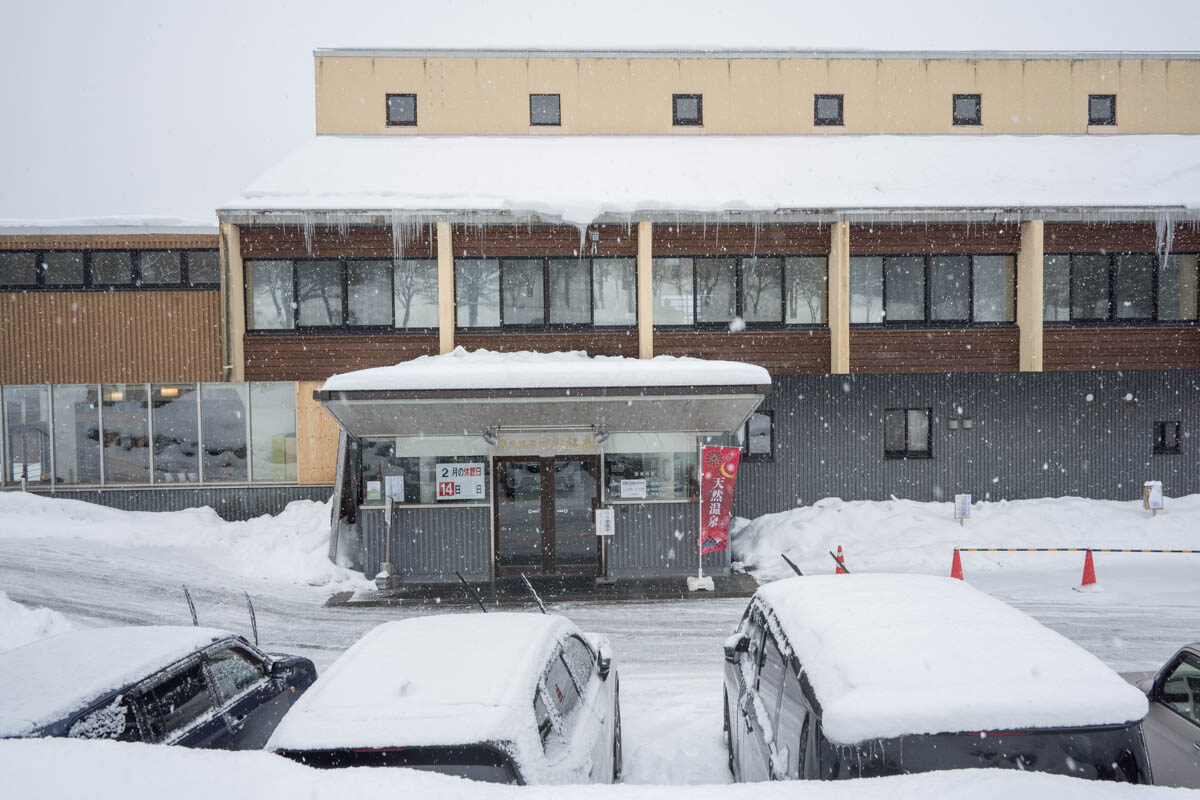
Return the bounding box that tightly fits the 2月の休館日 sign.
[436,462,486,500]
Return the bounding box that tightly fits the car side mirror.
[597,640,613,681]
[724,635,750,663]
[270,660,294,680]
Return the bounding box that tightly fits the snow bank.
[0,591,73,654]
[3,738,1197,799]
[322,347,770,392]
[0,492,370,593]
[733,494,1200,582]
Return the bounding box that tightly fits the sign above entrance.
[495,432,598,456]
[437,462,486,501]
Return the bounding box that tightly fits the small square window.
[814,94,844,126]
[386,93,417,126]
[741,410,774,461]
[1154,421,1181,455]
[952,94,981,126]
[672,94,702,126]
[530,93,561,126]
[1089,94,1116,126]
[884,408,932,459]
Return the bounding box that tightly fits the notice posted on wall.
[437,462,486,501]
[385,474,405,503]
[595,507,615,537]
[365,480,383,502]
[619,478,648,499]
[1146,481,1164,510]
[954,493,972,519]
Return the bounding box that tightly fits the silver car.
[1127,644,1200,788]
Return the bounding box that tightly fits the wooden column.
[1017,220,1044,372]
[295,380,340,484]
[637,220,654,359]
[436,221,455,354]
[828,220,851,374]
[219,222,245,382]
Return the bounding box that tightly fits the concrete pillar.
[218,222,245,382]
[1017,220,1044,372]
[637,221,654,359]
[828,220,851,374]
[436,221,455,355]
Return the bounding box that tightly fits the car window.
[141,661,216,741]
[206,646,267,704]
[757,631,787,729]
[560,636,596,691]
[774,665,810,779]
[543,646,582,733]
[743,610,766,682]
[534,684,555,746]
[67,694,141,742]
[1158,652,1200,726]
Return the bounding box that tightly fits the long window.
[0,250,218,290]
[1043,253,1199,323]
[455,257,636,329]
[245,258,438,331]
[850,254,1015,324]
[652,256,827,327]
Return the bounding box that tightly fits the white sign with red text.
[436,462,486,501]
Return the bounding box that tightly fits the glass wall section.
[101,384,149,483]
[854,254,1014,325]
[1071,255,1110,320]
[0,252,38,285]
[246,260,294,330]
[296,260,343,326]
[346,260,392,326]
[359,436,488,504]
[604,432,698,501]
[1046,252,1188,323]
[249,383,297,482]
[137,252,182,285]
[785,256,827,324]
[42,252,85,286]
[930,256,971,321]
[394,259,438,328]
[695,257,737,323]
[884,256,925,321]
[456,259,500,327]
[3,386,50,483]
[1044,255,1071,321]
[151,384,199,483]
[200,383,248,482]
[90,251,134,285]
[501,259,545,325]
[652,258,695,324]
[1114,254,1155,320]
[592,258,636,325]
[1159,254,1199,321]
[52,385,100,485]
[974,255,1016,322]
[850,257,884,323]
[741,257,783,323]
[548,259,591,324]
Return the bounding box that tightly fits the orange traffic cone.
[950,549,964,580]
[835,545,847,574]
[1080,550,1097,588]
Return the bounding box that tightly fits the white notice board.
[620,479,647,499]
[437,462,486,501]
[595,507,615,537]
[954,494,972,519]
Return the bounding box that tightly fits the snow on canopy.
[0,626,230,737]
[750,574,1149,744]
[321,347,772,392]
[225,134,1200,226]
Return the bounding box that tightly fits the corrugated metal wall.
[734,370,1200,518]
[609,502,729,577]
[362,506,491,581]
[0,291,221,384]
[11,485,333,520]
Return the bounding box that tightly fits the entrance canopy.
[314,348,771,438]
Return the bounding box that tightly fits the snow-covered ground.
[0,491,1198,794]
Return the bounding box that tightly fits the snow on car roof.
[0,626,231,737]
[266,613,575,752]
[223,134,1200,226]
[752,574,1149,744]
[321,346,771,392]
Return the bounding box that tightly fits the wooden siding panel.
[0,234,217,250]
[849,328,1021,373]
[1044,224,1158,252]
[239,226,435,259]
[1044,327,1200,371]
[0,291,221,383]
[296,381,340,484]
[654,330,830,374]
[243,334,440,381]
[451,224,638,257]
[849,224,1020,254]
[652,224,829,255]
[456,330,639,357]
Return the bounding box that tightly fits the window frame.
[850,253,1017,327]
[0,249,219,292]
[884,407,933,460]
[1043,252,1199,326]
[952,93,982,126]
[672,93,703,126]
[1088,93,1117,126]
[385,93,418,127]
[529,93,561,126]
[813,94,844,126]
[1153,421,1182,455]
[741,409,775,462]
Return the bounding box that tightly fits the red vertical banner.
[700,446,742,555]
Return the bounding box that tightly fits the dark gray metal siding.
[734,370,1200,519]
[11,485,334,521]
[362,505,490,581]
[609,501,729,577]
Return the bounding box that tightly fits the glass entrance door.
[495,458,547,570]
[553,457,598,570]
[493,455,599,575]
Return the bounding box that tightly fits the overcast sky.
[3,0,1199,226]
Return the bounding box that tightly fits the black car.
[0,625,316,748]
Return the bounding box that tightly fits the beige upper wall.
[314,54,1200,135]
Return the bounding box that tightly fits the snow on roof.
[0,626,230,737]
[223,134,1200,226]
[752,574,1148,744]
[320,347,772,392]
[266,613,575,752]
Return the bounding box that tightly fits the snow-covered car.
[267,612,621,785]
[723,574,1152,784]
[0,626,316,749]
[1124,643,1200,788]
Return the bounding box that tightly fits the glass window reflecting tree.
[394,259,439,328]
[246,260,294,329]
[652,258,695,325]
[548,259,591,324]
[740,257,783,323]
[850,257,884,323]
[591,258,636,326]
[455,259,500,327]
[346,260,392,326]
[296,260,344,326]
[501,259,545,325]
[695,257,737,323]
[785,256,827,324]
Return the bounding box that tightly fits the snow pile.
[0,492,370,592]
[0,591,73,654]
[322,346,770,392]
[733,494,1200,582]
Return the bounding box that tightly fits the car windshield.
[819,724,1149,783]
[276,745,521,784]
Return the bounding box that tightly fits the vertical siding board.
[14,486,333,520]
[361,506,490,581]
